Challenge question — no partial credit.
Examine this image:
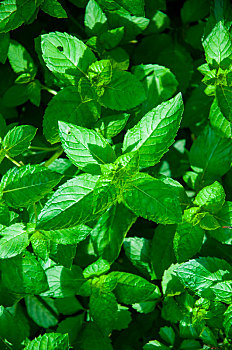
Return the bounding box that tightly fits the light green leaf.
[41,0,68,18]
[24,333,69,350]
[109,271,161,304]
[90,289,118,335]
[37,174,117,230]
[203,21,232,68]
[0,164,62,208]
[8,39,37,77]
[43,86,100,144]
[85,0,107,35]
[175,257,232,303]
[25,296,59,328]
[194,181,225,214]
[173,222,204,263]
[159,326,175,346]
[224,304,232,338]
[2,124,37,156]
[208,201,232,244]
[189,125,232,178]
[88,59,112,88]
[95,112,129,139]
[143,340,170,349]
[0,0,24,33]
[42,224,91,245]
[41,31,96,85]
[83,258,110,278]
[1,251,48,295]
[100,70,146,111]
[0,223,29,259]
[161,263,185,296]
[59,121,116,174]
[0,32,9,64]
[209,98,232,138]
[151,225,176,279]
[30,231,50,261]
[41,265,86,298]
[91,203,137,263]
[122,93,184,168]
[123,173,182,224]
[216,85,232,123]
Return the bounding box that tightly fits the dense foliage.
[1,0,232,348]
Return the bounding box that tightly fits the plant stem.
[33,203,38,223]
[40,84,58,96]
[44,146,63,167]
[5,154,22,167]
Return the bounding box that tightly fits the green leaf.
[30,231,50,261]
[0,223,29,259]
[41,31,96,85]
[24,333,69,350]
[116,0,145,16]
[123,173,182,224]
[209,98,232,138]
[122,93,184,168]
[25,296,59,328]
[175,257,232,303]
[0,0,24,33]
[80,323,113,350]
[95,112,129,139]
[143,340,170,349]
[124,236,151,277]
[100,70,146,111]
[151,225,176,279]
[203,21,232,68]
[41,265,86,298]
[57,314,84,344]
[99,27,124,50]
[224,304,232,338]
[189,125,232,179]
[0,33,9,64]
[161,263,185,296]
[159,326,175,346]
[216,85,232,123]
[1,251,48,294]
[2,124,37,157]
[173,222,204,262]
[41,0,68,18]
[194,181,225,214]
[91,203,137,263]
[133,64,178,116]
[83,258,110,278]
[88,59,112,88]
[42,224,91,245]
[85,0,107,36]
[113,304,131,330]
[37,174,117,230]
[90,289,118,335]
[43,86,101,144]
[109,271,161,304]
[181,0,210,23]
[8,39,37,78]
[59,121,116,174]
[3,83,29,107]
[0,164,62,208]
[208,201,232,244]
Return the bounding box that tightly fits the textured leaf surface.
[123,173,182,224]
[0,164,62,208]
[0,223,29,259]
[2,125,37,156]
[41,31,96,85]
[59,121,116,174]
[43,86,101,144]
[24,333,69,350]
[123,93,184,168]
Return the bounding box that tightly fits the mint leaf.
[59,121,116,174]
[194,181,225,214]
[2,124,37,156]
[0,164,62,208]
[40,0,68,18]
[123,173,182,224]
[43,86,101,144]
[122,93,184,168]
[24,333,69,350]
[41,31,96,85]
[85,0,107,36]
[0,223,29,259]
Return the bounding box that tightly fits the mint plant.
[0,0,232,349]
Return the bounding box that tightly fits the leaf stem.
[40,84,58,96]
[44,146,63,167]
[5,154,22,167]
[33,203,38,223]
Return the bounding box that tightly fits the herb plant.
[0,0,232,349]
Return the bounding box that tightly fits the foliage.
[0,0,232,349]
